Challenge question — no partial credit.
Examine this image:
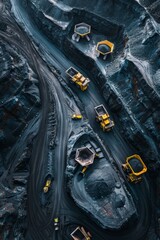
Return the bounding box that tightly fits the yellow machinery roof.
[126,154,147,176]
[76,73,82,78]
[96,40,114,55]
[104,119,110,125]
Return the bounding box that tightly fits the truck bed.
[66,67,78,78]
[94,104,107,116]
[71,227,86,240]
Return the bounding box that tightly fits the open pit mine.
[0,0,160,239]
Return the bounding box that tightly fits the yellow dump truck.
[94,104,114,132]
[72,114,83,120]
[71,226,92,240]
[43,175,52,193]
[66,67,90,91]
[122,154,147,183]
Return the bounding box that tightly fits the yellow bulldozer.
[122,154,147,183]
[66,67,90,91]
[94,104,114,132]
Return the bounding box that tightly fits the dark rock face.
[139,0,160,23]
[147,1,160,23]
[0,38,40,238]
[111,59,160,161]
[0,186,27,240]
[0,42,40,151]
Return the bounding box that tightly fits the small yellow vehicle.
[122,154,147,183]
[43,175,52,193]
[72,114,83,120]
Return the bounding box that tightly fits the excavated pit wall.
[26,0,71,46]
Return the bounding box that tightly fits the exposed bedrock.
[0,42,41,152]
[139,0,160,23]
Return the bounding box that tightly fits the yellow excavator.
[72,114,83,120]
[66,67,90,91]
[94,104,114,132]
[122,154,147,183]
